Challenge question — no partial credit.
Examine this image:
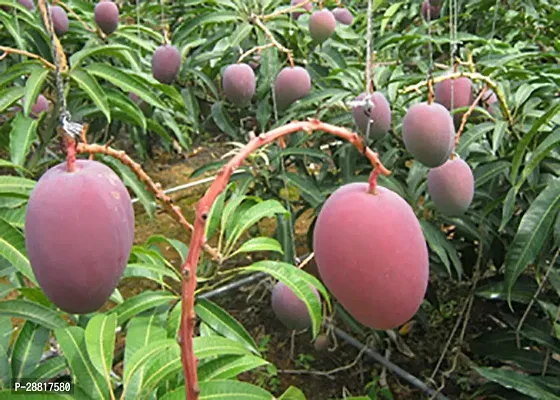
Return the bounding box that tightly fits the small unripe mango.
[402,102,455,168]
[271,281,320,330]
[427,158,474,216]
[435,76,474,125]
[351,92,392,141]
[273,66,312,111]
[309,10,336,43]
[314,334,330,352]
[421,0,441,20]
[30,94,49,119]
[222,63,256,107]
[291,0,312,20]
[95,0,119,35]
[151,44,181,84]
[50,5,69,37]
[332,7,353,25]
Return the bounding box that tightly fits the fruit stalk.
[64,135,76,173]
[179,119,389,400]
[74,142,222,261]
[54,0,97,33]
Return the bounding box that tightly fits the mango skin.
[435,77,474,125]
[94,0,119,35]
[427,158,474,216]
[50,6,69,37]
[291,0,312,20]
[332,8,353,25]
[273,66,312,111]
[25,160,135,314]
[402,102,455,168]
[30,94,49,119]
[151,45,181,84]
[421,0,441,20]
[222,63,256,107]
[351,92,392,141]
[313,183,429,330]
[309,10,336,43]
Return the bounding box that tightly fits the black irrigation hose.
[329,325,449,400]
[197,272,267,300]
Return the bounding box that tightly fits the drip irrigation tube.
[329,325,449,400]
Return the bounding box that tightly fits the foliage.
[0,0,559,399]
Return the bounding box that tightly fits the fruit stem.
[178,119,389,400]
[263,0,314,20]
[453,85,488,151]
[64,136,76,173]
[427,75,434,105]
[368,168,381,194]
[55,1,97,33]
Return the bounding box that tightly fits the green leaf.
[474,367,560,400]
[22,68,49,117]
[146,235,189,264]
[499,186,517,232]
[194,299,259,354]
[194,336,253,360]
[122,308,168,400]
[9,113,38,167]
[211,101,238,138]
[505,179,560,297]
[27,356,67,381]
[85,314,117,384]
[70,44,133,69]
[225,200,288,253]
[137,344,182,398]
[0,218,36,284]
[0,391,75,399]
[0,176,36,198]
[241,261,327,337]
[121,339,178,392]
[70,69,111,123]
[87,63,166,109]
[99,155,156,218]
[161,380,274,400]
[230,237,283,257]
[511,103,560,183]
[123,263,180,283]
[278,386,306,400]
[0,86,25,114]
[474,160,510,188]
[0,344,10,390]
[0,300,65,330]
[197,354,269,381]
[112,291,177,325]
[282,172,325,207]
[11,321,50,381]
[55,326,110,399]
[516,129,560,191]
[106,90,146,131]
[420,221,462,278]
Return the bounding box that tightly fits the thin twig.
[251,15,294,67]
[237,43,274,64]
[453,85,489,150]
[0,46,56,70]
[262,0,314,20]
[75,142,222,262]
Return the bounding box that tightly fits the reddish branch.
[453,85,488,150]
[179,119,390,400]
[74,142,221,261]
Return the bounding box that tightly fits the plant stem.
[262,0,314,20]
[179,119,389,400]
[251,15,295,67]
[452,85,488,152]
